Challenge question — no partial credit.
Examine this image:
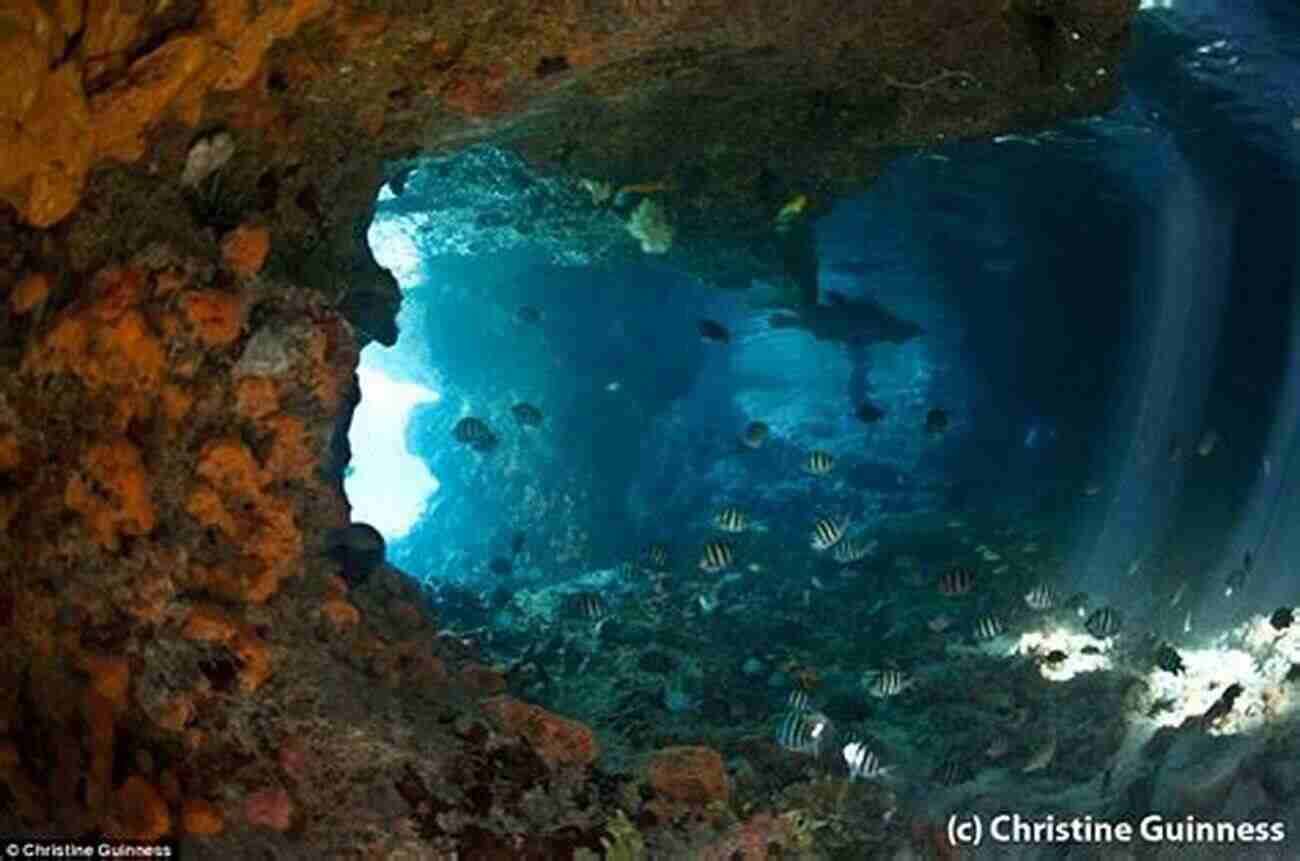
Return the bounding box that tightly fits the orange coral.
[185,486,239,537]
[182,604,238,644]
[64,439,156,551]
[181,798,223,836]
[182,289,242,347]
[320,598,360,631]
[231,630,271,693]
[160,383,194,423]
[10,272,50,314]
[647,746,728,805]
[220,224,270,280]
[250,494,301,564]
[195,439,266,497]
[91,265,146,321]
[90,36,209,163]
[480,695,599,769]
[79,655,131,710]
[24,301,165,401]
[92,310,166,389]
[235,376,279,420]
[263,414,314,478]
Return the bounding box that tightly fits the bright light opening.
[345,355,440,540]
[1015,627,1114,681]
[1142,615,1299,735]
[367,217,423,287]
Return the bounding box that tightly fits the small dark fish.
[643,542,670,570]
[803,450,835,475]
[569,592,607,621]
[698,319,731,343]
[937,566,976,597]
[1085,607,1122,638]
[810,515,848,551]
[1154,643,1186,676]
[974,616,1004,640]
[452,417,498,452]
[1243,550,1254,573]
[511,531,527,555]
[741,421,770,449]
[511,402,543,427]
[924,409,949,436]
[1200,683,1243,726]
[1224,568,1247,597]
[1080,644,1101,655]
[699,540,735,574]
[855,401,885,424]
[1270,606,1294,631]
[1168,436,1183,464]
[488,556,513,575]
[516,305,543,324]
[1043,649,1068,666]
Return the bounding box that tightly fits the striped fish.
[810,515,849,551]
[934,758,969,787]
[643,543,670,570]
[974,615,1004,640]
[832,536,876,564]
[937,566,976,597]
[803,450,835,475]
[1024,583,1059,611]
[865,669,914,699]
[698,540,735,574]
[787,689,811,711]
[452,416,498,451]
[844,743,892,781]
[713,506,748,533]
[776,709,829,755]
[569,592,607,621]
[1085,607,1122,638]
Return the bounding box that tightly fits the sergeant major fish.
[803,450,835,475]
[699,540,736,574]
[810,515,849,551]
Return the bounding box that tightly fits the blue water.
[345,0,1300,839]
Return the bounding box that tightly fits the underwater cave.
[5,0,1300,857]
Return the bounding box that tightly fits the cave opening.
[346,192,442,547]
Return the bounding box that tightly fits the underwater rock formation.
[0,0,1140,854]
